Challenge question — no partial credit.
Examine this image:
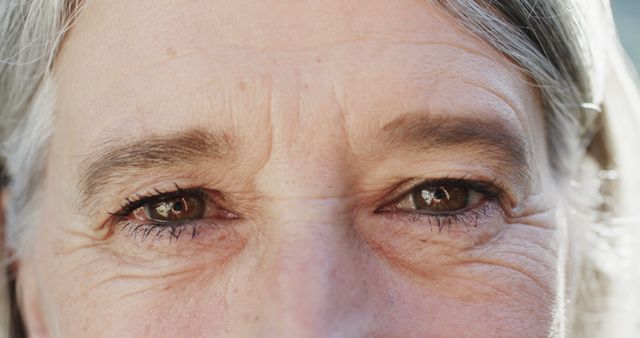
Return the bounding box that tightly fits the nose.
[252,198,375,338]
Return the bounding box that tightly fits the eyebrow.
[380,113,532,182]
[77,114,531,212]
[77,128,234,210]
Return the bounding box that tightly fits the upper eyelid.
[107,177,506,219]
[108,185,207,217]
[377,177,504,209]
[78,129,235,213]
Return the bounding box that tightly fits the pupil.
[433,188,447,201]
[172,201,184,212]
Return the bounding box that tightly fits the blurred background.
[612,0,640,73]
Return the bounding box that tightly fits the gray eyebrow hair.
[77,128,234,210]
[381,113,532,182]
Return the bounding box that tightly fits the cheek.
[356,209,563,336]
[376,280,557,337]
[33,175,563,337]
[51,276,230,337]
[35,242,235,337]
[32,188,247,336]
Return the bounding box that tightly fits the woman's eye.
[107,187,241,243]
[113,187,240,225]
[390,181,490,214]
[138,195,205,222]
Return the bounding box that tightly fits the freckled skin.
[18,0,567,337]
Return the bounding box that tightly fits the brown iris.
[143,195,204,222]
[411,185,469,212]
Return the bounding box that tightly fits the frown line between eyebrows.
[76,113,532,215]
[76,128,235,213]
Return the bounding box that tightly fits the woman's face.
[20,0,564,336]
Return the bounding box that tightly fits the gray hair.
[1,1,77,257]
[0,0,636,337]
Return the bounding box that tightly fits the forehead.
[53,0,541,174]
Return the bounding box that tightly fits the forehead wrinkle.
[76,128,235,212]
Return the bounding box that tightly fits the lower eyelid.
[104,218,249,263]
[122,221,202,243]
[114,217,236,245]
[379,201,503,233]
[357,201,507,263]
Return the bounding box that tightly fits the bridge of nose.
[235,72,379,334]
[241,195,373,336]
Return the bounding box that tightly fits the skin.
[16,0,568,337]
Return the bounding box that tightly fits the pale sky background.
[612,0,640,73]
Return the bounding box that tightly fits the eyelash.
[120,220,204,243]
[388,203,500,233]
[107,178,504,243]
[108,185,223,243]
[110,184,206,218]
